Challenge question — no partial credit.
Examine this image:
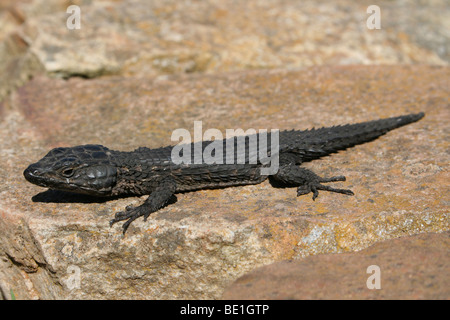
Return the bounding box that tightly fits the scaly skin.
[24,112,424,234]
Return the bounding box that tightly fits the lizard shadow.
[268,177,298,189]
[31,179,294,205]
[32,189,178,205]
[32,189,133,204]
[31,179,296,206]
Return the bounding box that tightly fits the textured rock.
[0,66,448,299]
[0,0,448,101]
[222,232,450,299]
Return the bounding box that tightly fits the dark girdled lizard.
[24,113,424,234]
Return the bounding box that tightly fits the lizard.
[23,112,424,234]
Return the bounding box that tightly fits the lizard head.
[24,144,117,196]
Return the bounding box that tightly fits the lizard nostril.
[24,165,41,180]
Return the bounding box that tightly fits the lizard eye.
[61,168,74,177]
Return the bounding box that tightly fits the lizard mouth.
[23,164,71,190]
[24,164,113,196]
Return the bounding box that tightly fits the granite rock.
[0,66,448,299]
[0,0,448,101]
[222,232,450,299]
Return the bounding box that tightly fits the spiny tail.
[280,112,425,162]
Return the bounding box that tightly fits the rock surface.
[0,65,448,299]
[222,231,450,299]
[0,0,448,100]
[0,0,448,300]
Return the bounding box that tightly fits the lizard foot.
[272,164,354,200]
[109,179,177,235]
[109,204,148,235]
[297,175,354,200]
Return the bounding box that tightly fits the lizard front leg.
[109,177,177,234]
[272,164,354,200]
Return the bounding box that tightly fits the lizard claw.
[109,204,146,234]
[296,183,354,200]
[109,178,177,235]
[296,175,354,200]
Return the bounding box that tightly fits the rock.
[222,232,450,299]
[0,0,448,101]
[0,65,448,299]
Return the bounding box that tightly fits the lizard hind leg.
[272,164,354,200]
